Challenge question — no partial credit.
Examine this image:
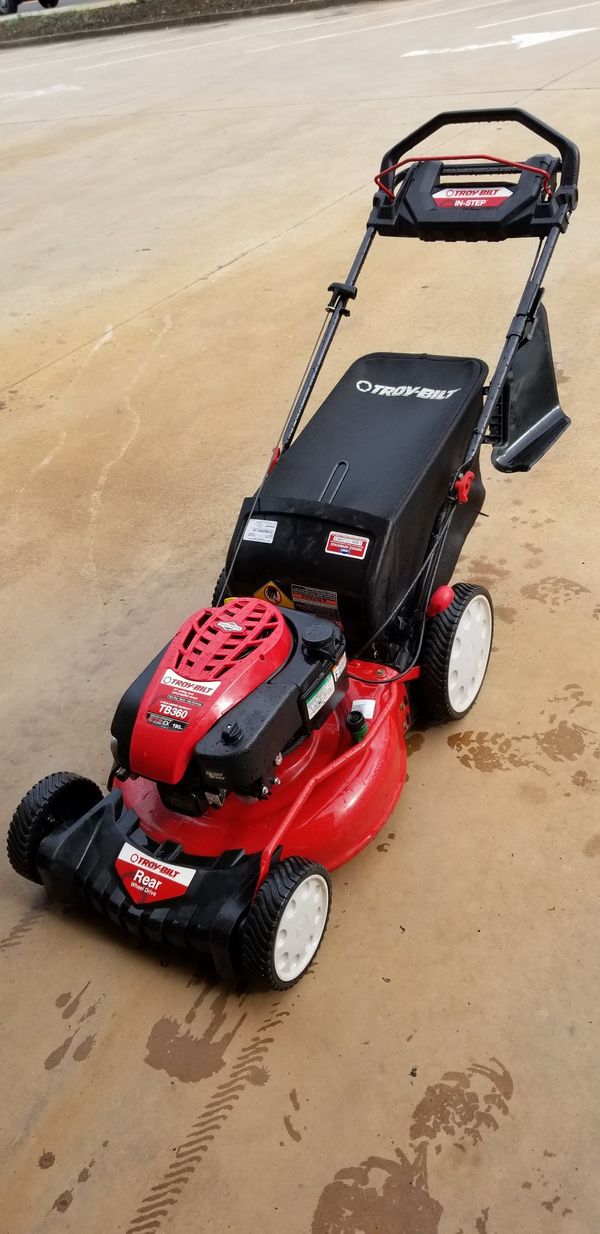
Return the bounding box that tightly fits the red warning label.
[325,532,369,560]
[433,186,513,209]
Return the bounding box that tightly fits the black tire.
[212,568,228,606]
[39,0,59,6]
[420,582,494,724]
[242,857,332,990]
[0,0,20,14]
[7,772,103,883]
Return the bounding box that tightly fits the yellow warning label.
[254,581,295,609]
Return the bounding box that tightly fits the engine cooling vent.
[172,598,291,682]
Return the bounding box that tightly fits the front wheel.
[420,583,494,723]
[39,0,59,7]
[7,772,103,883]
[0,1,20,15]
[241,857,331,990]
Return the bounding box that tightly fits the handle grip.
[378,108,579,199]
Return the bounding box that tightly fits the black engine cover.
[192,610,346,799]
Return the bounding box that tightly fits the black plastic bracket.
[326,282,358,316]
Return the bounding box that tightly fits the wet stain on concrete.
[542,1194,561,1212]
[494,605,517,624]
[550,684,592,715]
[284,1113,302,1143]
[464,556,510,591]
[583,834,600,857]
[447,729,545,774]
[145,984,246,1083]
[284,1088,303,1142]
[126,1002,290,1234]
[56,982,91,1019]
[78,1167,91,1183]
[0,906,45,954]
[79,999,101,1024]
[246,1064,269,1086]
[521,576,590,610]
[406,733,425,757]
[475,1209,490,1233]
[72,1034,96,1062]
[45,1034,77,1072]
[409,1060,513,1147]
[312,1060,513,1233]
[39,1151,55,1169]
[448,716,598,775]
[312,1146,443,1234]
[45,987,102,1069]
[573,769,599,792]
[377,831,396,853]
[52,1189,73,1213]
[536,720,590,762]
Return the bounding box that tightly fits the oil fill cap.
[302,620,336,657]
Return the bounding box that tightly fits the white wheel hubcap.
[273,873,329,982]
[447,594,493,714]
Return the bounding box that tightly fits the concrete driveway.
[1,2,600,1231]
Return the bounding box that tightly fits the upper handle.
[378,108,580,199]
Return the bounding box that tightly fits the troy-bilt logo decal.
[356,380,460,400]
[115,841,195,905]
[325,531,369,560]
[216,620,244,633]
[160,668,220,696]
[433,186,513,209]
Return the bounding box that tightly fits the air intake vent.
[172,598,290,682]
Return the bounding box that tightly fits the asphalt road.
[2,3,600,1233]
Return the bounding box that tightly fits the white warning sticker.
[352,697,376,720]
[243,518,278,544]
[305,673,335,721]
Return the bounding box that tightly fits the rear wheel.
[212,568,228,606]
[39,0,59,6]
[420,583,493,723]
[0,1,20,14]
[242,857,331,990]
[7,772,102,883]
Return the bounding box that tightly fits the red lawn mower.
[8,110,578,989]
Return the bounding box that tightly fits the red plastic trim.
[454,470,475,504]
[256,677,400,887]
[374,154,552,201]
[426,586,455,619]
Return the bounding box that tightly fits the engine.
[111,598,347,815]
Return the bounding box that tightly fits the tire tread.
[242,857,331,990]
[7,772,102,883]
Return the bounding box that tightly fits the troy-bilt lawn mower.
[8,110,578,989]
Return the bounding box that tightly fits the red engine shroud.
[121,660,414,884]
[129,598,292,785]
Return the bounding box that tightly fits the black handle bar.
[379,108,580,197]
